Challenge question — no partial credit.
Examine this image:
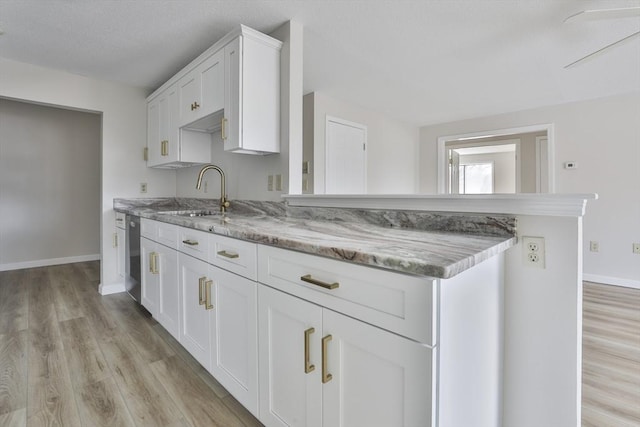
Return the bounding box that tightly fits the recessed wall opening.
[0,97,102,270]
[437,124,554,194]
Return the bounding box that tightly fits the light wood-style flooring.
[582,281,640,427]
[1,263,638,426]
[0,261,262,427]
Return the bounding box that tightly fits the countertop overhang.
[114,198,518,279]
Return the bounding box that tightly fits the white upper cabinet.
[179,50,225,130]
[146,25,282,168]
[223,32,281,154]
[147,82,211,168]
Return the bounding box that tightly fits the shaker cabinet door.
[258,285,322,427]
[321,309,434,427]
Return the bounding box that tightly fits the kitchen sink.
[159,209,222,217]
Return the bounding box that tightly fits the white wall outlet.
[523,236,545,268]
[140,182,147,193]
[633,243,640,255]
[589,241,599,252]
[302,160,310,174]
[275,174,283,191]
[267,175,274,191]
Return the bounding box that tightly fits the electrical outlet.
[267,175,274,191]
[523,236,545,268]
[275,174,283,191]
[633,243,640,255]
[140,182,147,193]
[590,241,599,252]
[302,161,310,174]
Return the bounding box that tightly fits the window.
[459,162,494,194]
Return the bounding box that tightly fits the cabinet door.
[178,68,200,127]
[146,98,162,166]
[178,253,212,370]
[116,227,126,278]
[210,266,258,415]
[141,238,159,315]
[223,36,242,152]
[158,84,179,164]
[322,310,434,427]
[258,285,322,427]
[157,245,179,340]
[199,50,225,117]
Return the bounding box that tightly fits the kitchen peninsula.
[114,193,594,427]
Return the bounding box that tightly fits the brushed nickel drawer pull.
[304,327,315,374]
[217,250,239,259]
[322,334,333,383]
[300,274,339,290]
[205,280,214,310]
[198,277,206,305]
[182,239,199,246]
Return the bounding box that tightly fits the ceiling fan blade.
[564,31,640,68]
[564,6,640,23]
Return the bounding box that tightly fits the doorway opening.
[437,124,554,194]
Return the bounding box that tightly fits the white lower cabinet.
[141,237,180,339]
[258,285,323,427]
[179,252,213,370]
[258,285,433,427]
[178,240,259,415]
[209,266,258,416]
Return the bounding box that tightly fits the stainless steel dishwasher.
[125,214,141,303]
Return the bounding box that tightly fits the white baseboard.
[0,254,101,272]
[98,281,126,295]
[583,273,640,290]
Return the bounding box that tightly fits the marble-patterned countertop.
[114,198,517,279]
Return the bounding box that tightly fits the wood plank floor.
[0,261,262,427]
[0,263,638,426]
[582,281,640,427]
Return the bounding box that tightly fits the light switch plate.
[275,174,283,191]
[267,175,274,191]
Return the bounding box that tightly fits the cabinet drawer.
[257,245,438,345]
[178,226,210,261]
[140,218,156,240]
[156,222,178,250]
[209,234,257,281]
[115,212,126,229]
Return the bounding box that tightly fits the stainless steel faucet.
[196,165,230,213]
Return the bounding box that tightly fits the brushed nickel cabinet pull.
[182,239,199,246]
[322,334,333,383]
[198,277,206,305]
[221,118,227,140]
[217,250,239,259]
[150,252,159,274]
[300,274,339,290]
[205,280,214,310]
[304,327,315,374]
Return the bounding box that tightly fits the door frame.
[436,124,555,194]
[445,138,521,194]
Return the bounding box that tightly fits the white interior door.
[325,116,367,194]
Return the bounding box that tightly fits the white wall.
[0,57,177,290]
[305,91,419,194]
[0,99,101,269]
[175,21,304,202]
[420,92,640,286]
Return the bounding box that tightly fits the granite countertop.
[114,198,518,279]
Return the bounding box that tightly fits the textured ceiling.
[0,0,638,125]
